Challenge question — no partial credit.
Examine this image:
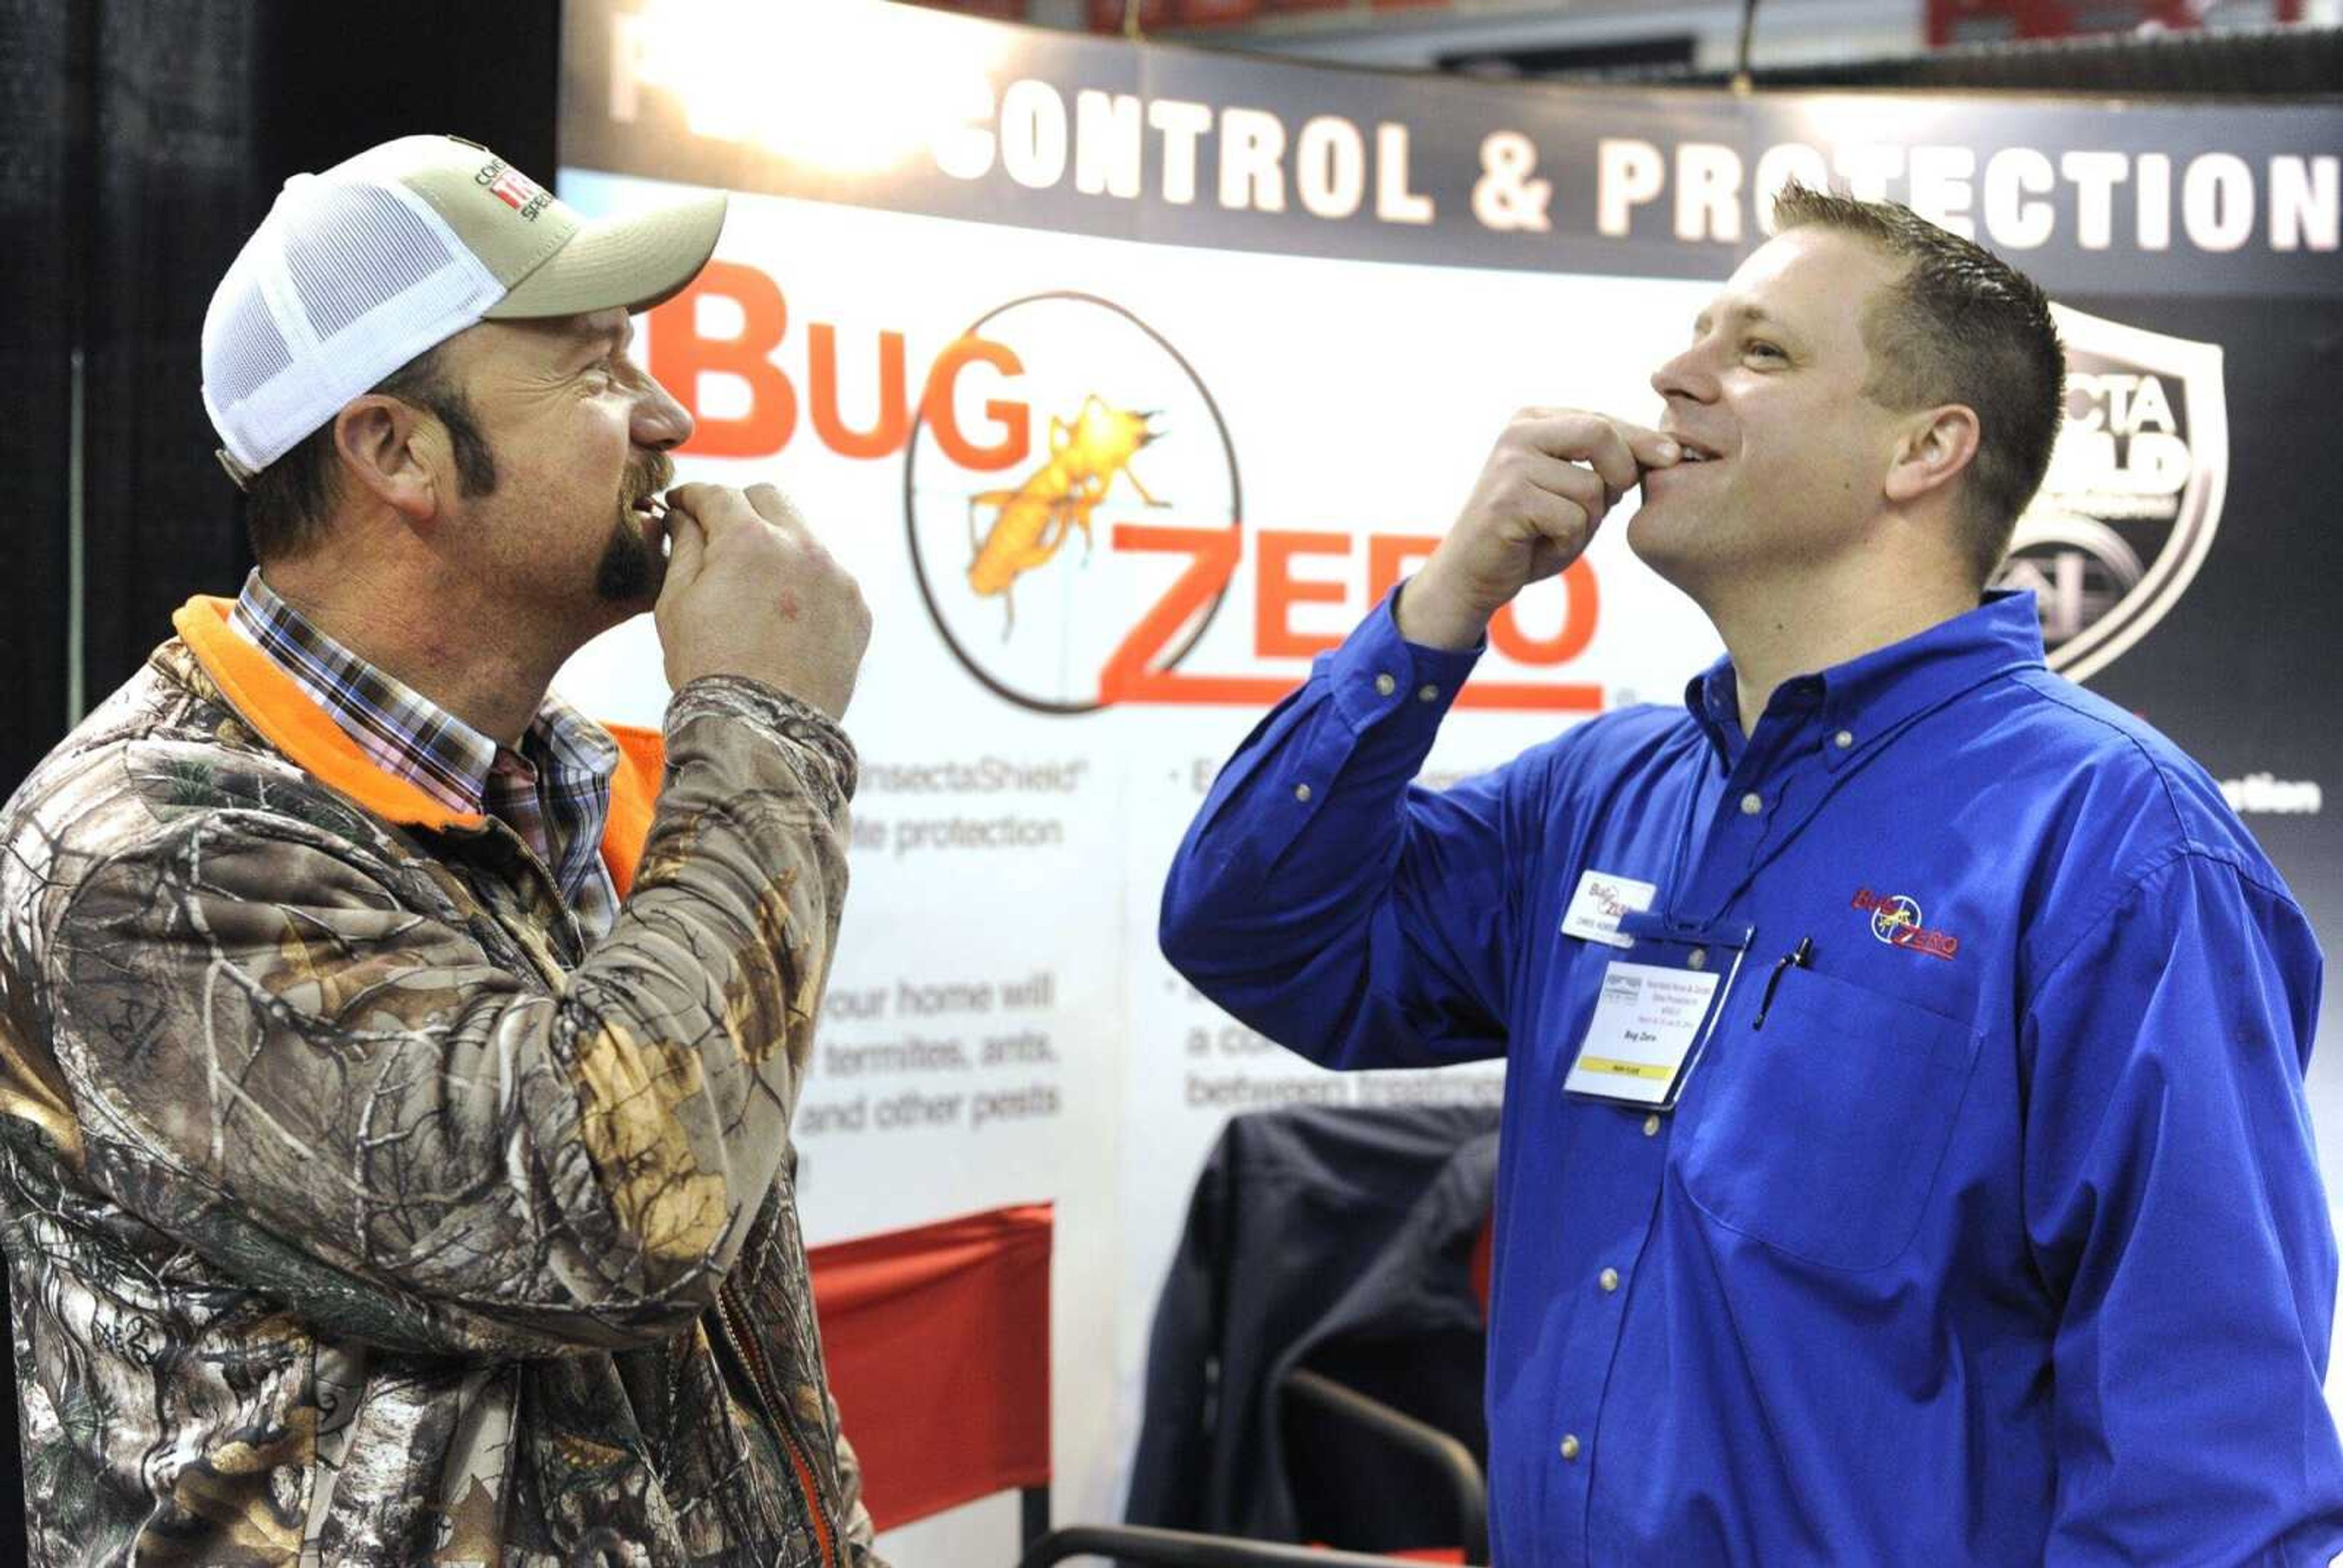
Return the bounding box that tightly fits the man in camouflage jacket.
[0,137,885,1564]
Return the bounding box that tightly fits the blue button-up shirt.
[1161,589,2343,1565]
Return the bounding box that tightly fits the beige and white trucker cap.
[203,134,726,481]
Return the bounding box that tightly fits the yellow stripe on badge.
[1574,1056,1674,1081]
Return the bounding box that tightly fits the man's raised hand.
[1397,410,1680,652]
[655,483,872,722]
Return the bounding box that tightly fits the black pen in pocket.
[1752,936,1814,1031]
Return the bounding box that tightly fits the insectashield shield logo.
[904,293,1240,714]
[1993,304,2228,684]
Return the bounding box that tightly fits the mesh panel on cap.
[286,183,464,342]
[206,268,295,408]
[203,168,504,470]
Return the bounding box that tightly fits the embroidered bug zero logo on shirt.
[1851,888,1960,960]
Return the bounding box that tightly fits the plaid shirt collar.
[228,570,621,926]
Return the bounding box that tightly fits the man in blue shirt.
[1161,183,2343,1563]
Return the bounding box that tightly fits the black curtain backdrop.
[0,0,555,1549]
[0,0,558,798]
[0,0,79,825]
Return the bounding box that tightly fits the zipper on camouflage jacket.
[466,783,835,1563]
[713,1282,838,1567]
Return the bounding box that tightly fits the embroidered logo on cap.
[1851,888,1960,960]
[475,159,550,221]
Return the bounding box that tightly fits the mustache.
[624,451,676,510]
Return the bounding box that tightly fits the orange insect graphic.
[967,394,1166,636]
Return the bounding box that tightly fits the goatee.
[593,514,665,605]
[595,451,677,606]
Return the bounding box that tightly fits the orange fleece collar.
[171,595,661,896]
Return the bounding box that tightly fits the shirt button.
[1560,1434,1582,1461]
[1740,791,1763,815]
[1417,683,1439,703]
[1643,1114,1661,1137]
[1294,783,1313,803]
[1834,729,1854,750]
[1686,948,1708,971]
[1373,672,1397,697]
[1599,1267,1620,1293]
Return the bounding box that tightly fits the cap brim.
[484,189,727,320]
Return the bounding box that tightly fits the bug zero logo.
[647,260,1606,718]
[1870,893,1923,943]
[904,293,1241,714]
[1850,888,1960,960]
[1992,304,2228,685]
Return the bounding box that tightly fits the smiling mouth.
[1645,440,1725,490]
[1647,457,1713,487]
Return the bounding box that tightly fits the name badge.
[1560,869,1658,948]
[1563,919,1752,1109]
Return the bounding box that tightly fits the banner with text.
[558,1,2342,1550]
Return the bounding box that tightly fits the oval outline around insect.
[902,291,1243,716]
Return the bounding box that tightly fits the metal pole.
[1734,0,1763,93]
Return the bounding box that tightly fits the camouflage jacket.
[0,597,884,1566]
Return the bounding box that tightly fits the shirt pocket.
[1677,965,1981,1272]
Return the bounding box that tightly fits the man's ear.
[1884,404,1981,506]
[331,395,442,523]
